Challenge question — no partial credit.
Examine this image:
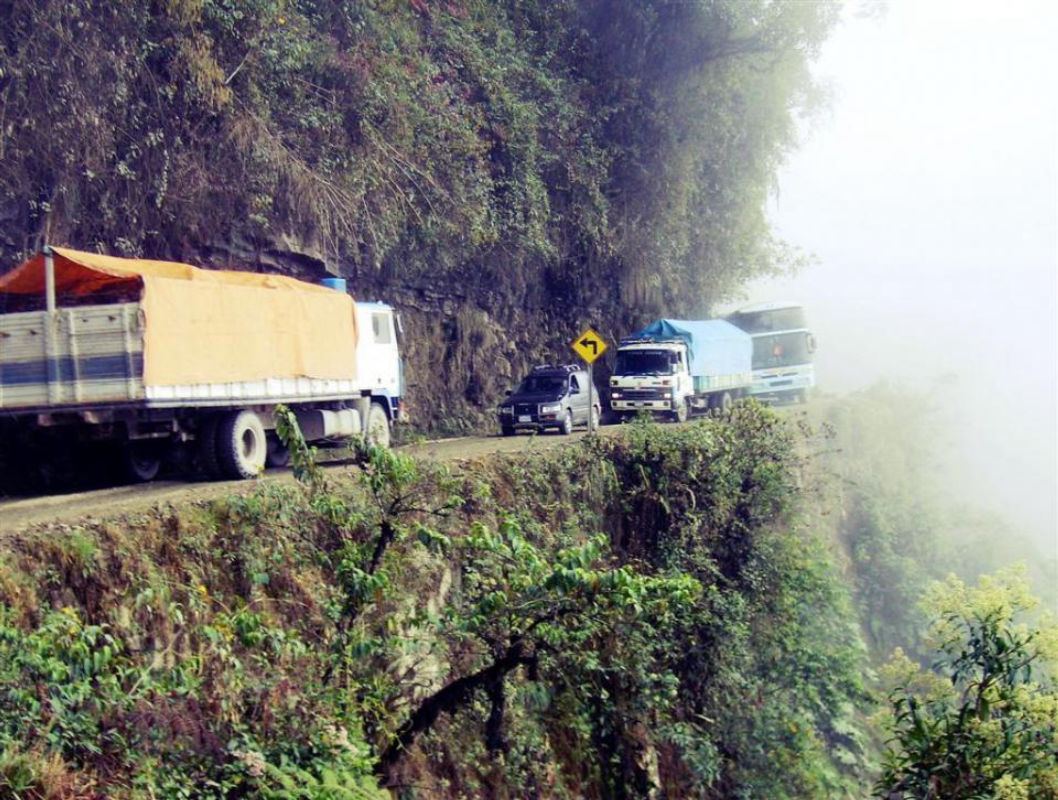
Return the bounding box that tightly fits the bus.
[726,301,816,403]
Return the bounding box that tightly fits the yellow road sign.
[572,328,607,364]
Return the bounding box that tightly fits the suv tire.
[558,409,573,435]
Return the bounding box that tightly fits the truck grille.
[616,388,669,400]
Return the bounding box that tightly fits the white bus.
[726,301,816,404]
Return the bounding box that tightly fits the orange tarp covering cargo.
[0,247,358,386]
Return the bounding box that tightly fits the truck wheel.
[32,450,76,492]
[216,409,267,479]
[719,391,733,412]
[366,401,391,448]
[501,426,516,437]
[266,434,290,468]
[673,401,688,423]
[124,442,161,483]
[197,414,222,478]
[559,409,573,435]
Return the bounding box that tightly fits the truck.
[608,318,752,421]
[726,301,816,403]
[0,246,404,488]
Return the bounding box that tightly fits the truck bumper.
[750,378,812,404]
[611,400,673,413]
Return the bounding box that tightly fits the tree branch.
[378,643,537,780]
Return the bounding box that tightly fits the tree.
[876,567,1058,799]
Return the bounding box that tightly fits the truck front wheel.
[673,401,688,424]
[217,409,267,479]
[366,402,391,448]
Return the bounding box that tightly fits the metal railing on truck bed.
[0,302,145,409]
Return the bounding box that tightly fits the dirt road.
[0,427,612,533]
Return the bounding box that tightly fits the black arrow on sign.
[579,337,598,356]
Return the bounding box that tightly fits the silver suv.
[497,365,601,436]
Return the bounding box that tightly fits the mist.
[729,1,1057,556]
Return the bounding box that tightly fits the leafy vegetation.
[0,404,877,798]
[2,394,1053,796]
[875,568,1058,799]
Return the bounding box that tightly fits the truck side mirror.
[505,389,512,396]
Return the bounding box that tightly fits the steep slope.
[0,406,873,798]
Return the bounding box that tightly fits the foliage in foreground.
[0,405,872,798]
[876,568,1058,799]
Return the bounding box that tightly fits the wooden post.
[588,363,595,433]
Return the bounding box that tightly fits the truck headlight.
[540,404,561,414]
[610,391,621,399]
[498,405,513,415]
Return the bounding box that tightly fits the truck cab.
[610,319,753,421]
[497,365,600,435]
[609,340,694,421]
[353,301,404,423]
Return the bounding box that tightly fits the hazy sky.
[734,0,1057,549]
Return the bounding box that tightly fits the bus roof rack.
[530,364,580,373]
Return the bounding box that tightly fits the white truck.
[0,246,404,488]
[609,318,752,421]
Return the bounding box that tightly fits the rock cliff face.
[193,236,636,432]
[0,1,838,431]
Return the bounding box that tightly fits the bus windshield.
[752,332,812,369]
[615,349,675,376]
[729,306,806,334]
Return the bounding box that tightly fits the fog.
[728,1,1057,555]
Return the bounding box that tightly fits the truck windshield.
[615,350,674,376]
[752,332,812,369]
[517,375,565,394]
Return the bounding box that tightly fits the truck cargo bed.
[0,303,145,409]
[1,301,362,414]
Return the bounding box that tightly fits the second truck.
[609,318,752,421]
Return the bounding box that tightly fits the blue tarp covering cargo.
[627,319,752,388]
